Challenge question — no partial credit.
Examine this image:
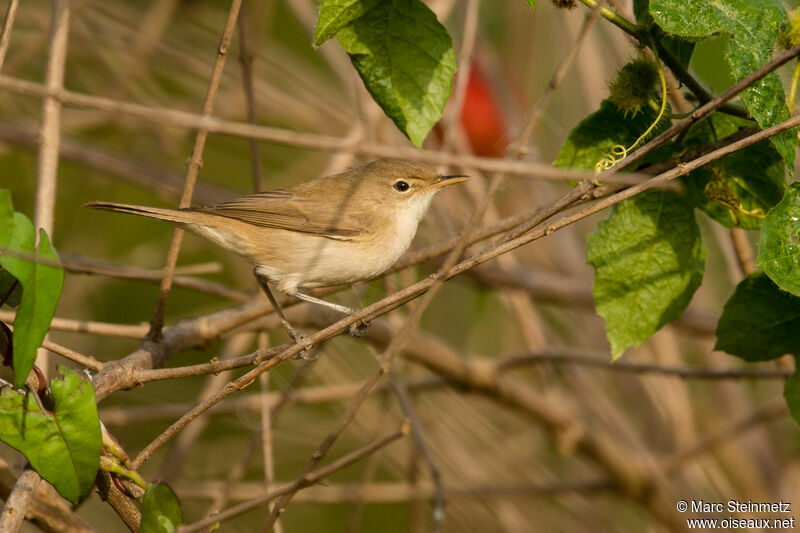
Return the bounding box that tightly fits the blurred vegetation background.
[2,0,800,531]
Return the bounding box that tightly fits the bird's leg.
[253,270,318,360]
[292,292,370,337]
[291,292,355,315]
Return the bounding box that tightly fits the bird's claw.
[348,319,370,337]
[286,327,319,361]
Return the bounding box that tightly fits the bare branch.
[148,0,244,338]
[0,467,41,533]
[0,0,19,71]
[178,422,411,533]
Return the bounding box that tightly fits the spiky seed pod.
[778,9,800,49]
[608,58,659,117]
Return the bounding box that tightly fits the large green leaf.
[681,114,784,230]
[715,271,800,361]
[649,0,796,170]
[0,366,101,504]
[587,191,706,358]
[633,0,695,70]
[140,482,183,533]
[0,213,64,388]
[757,183,800,296]
[554,99,670,171]
[336,0,456,147]
[686,146,785,230]
[314,0,383,45]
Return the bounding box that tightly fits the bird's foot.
[286,326,319,361]
[348,318,370,337]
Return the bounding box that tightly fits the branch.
[0,310,150,339]
[96,109,800,477]
[147,0,243,337]
[0,119,234,205]
[174,478,612,504]
[178,422,410,533]
[607,44,800,176]
[0,467,41,533]
[498,348,791,379]
[0,74,654,185]
[0,0,19,71]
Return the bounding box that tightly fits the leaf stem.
[576,0,750,119]
[100,456,147,489]
[576,0,639,37]
[653,39,749,119]
[790,60,800,110]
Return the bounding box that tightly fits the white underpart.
[256,188,438,294]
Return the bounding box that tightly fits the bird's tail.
[84,201,194,225]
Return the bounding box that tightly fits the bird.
[86,158,468,349]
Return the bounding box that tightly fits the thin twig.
[257,333,283,533]
[205,354,311,516]
[0,467,42,533]
[0,74,656,185]
[99,376,445,425]
[35,0,69,239]
[175,478,613,504]
[261,50,514,527]
[0,310,150,339]
[729,228,755,277]
[664,398,787,474]
[32,0,70,387]
[178,422,411,533]
[389,372,445,532]
[42,339,103,371]
[0,457,94,533]
[497,348,792,379]
[511,0,604,155]
[0,0,20,71]
[0,119,234,205]
[148,0,244,338]
[237,2,264,192]
[442,0,479,147]
[158,333,254,482]
[120,111,800,473]
[127,343,288,385]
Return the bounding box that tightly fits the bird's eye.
[393,180,410,192]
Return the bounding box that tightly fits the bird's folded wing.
[188,190,367,239]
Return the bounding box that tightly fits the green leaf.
[633,0,695,70]
[587,191,706,358]
[554,99,670,171]
[140,482,183,533]
[649,0,796,170]
[685,144,785,230]
[0,218,64,388]
[681,113,783,230]
[757,182,800,296]
[715,271,800,361]
[336,0,456,147]
[0,366,101,504]
[784,365,800,428]
[314,0,383,45]
[525,0,535,8]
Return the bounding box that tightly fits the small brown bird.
[86,158,467,345]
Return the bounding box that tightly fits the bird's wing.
[188,189,368,239]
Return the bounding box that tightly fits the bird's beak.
[429,174,470,190]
